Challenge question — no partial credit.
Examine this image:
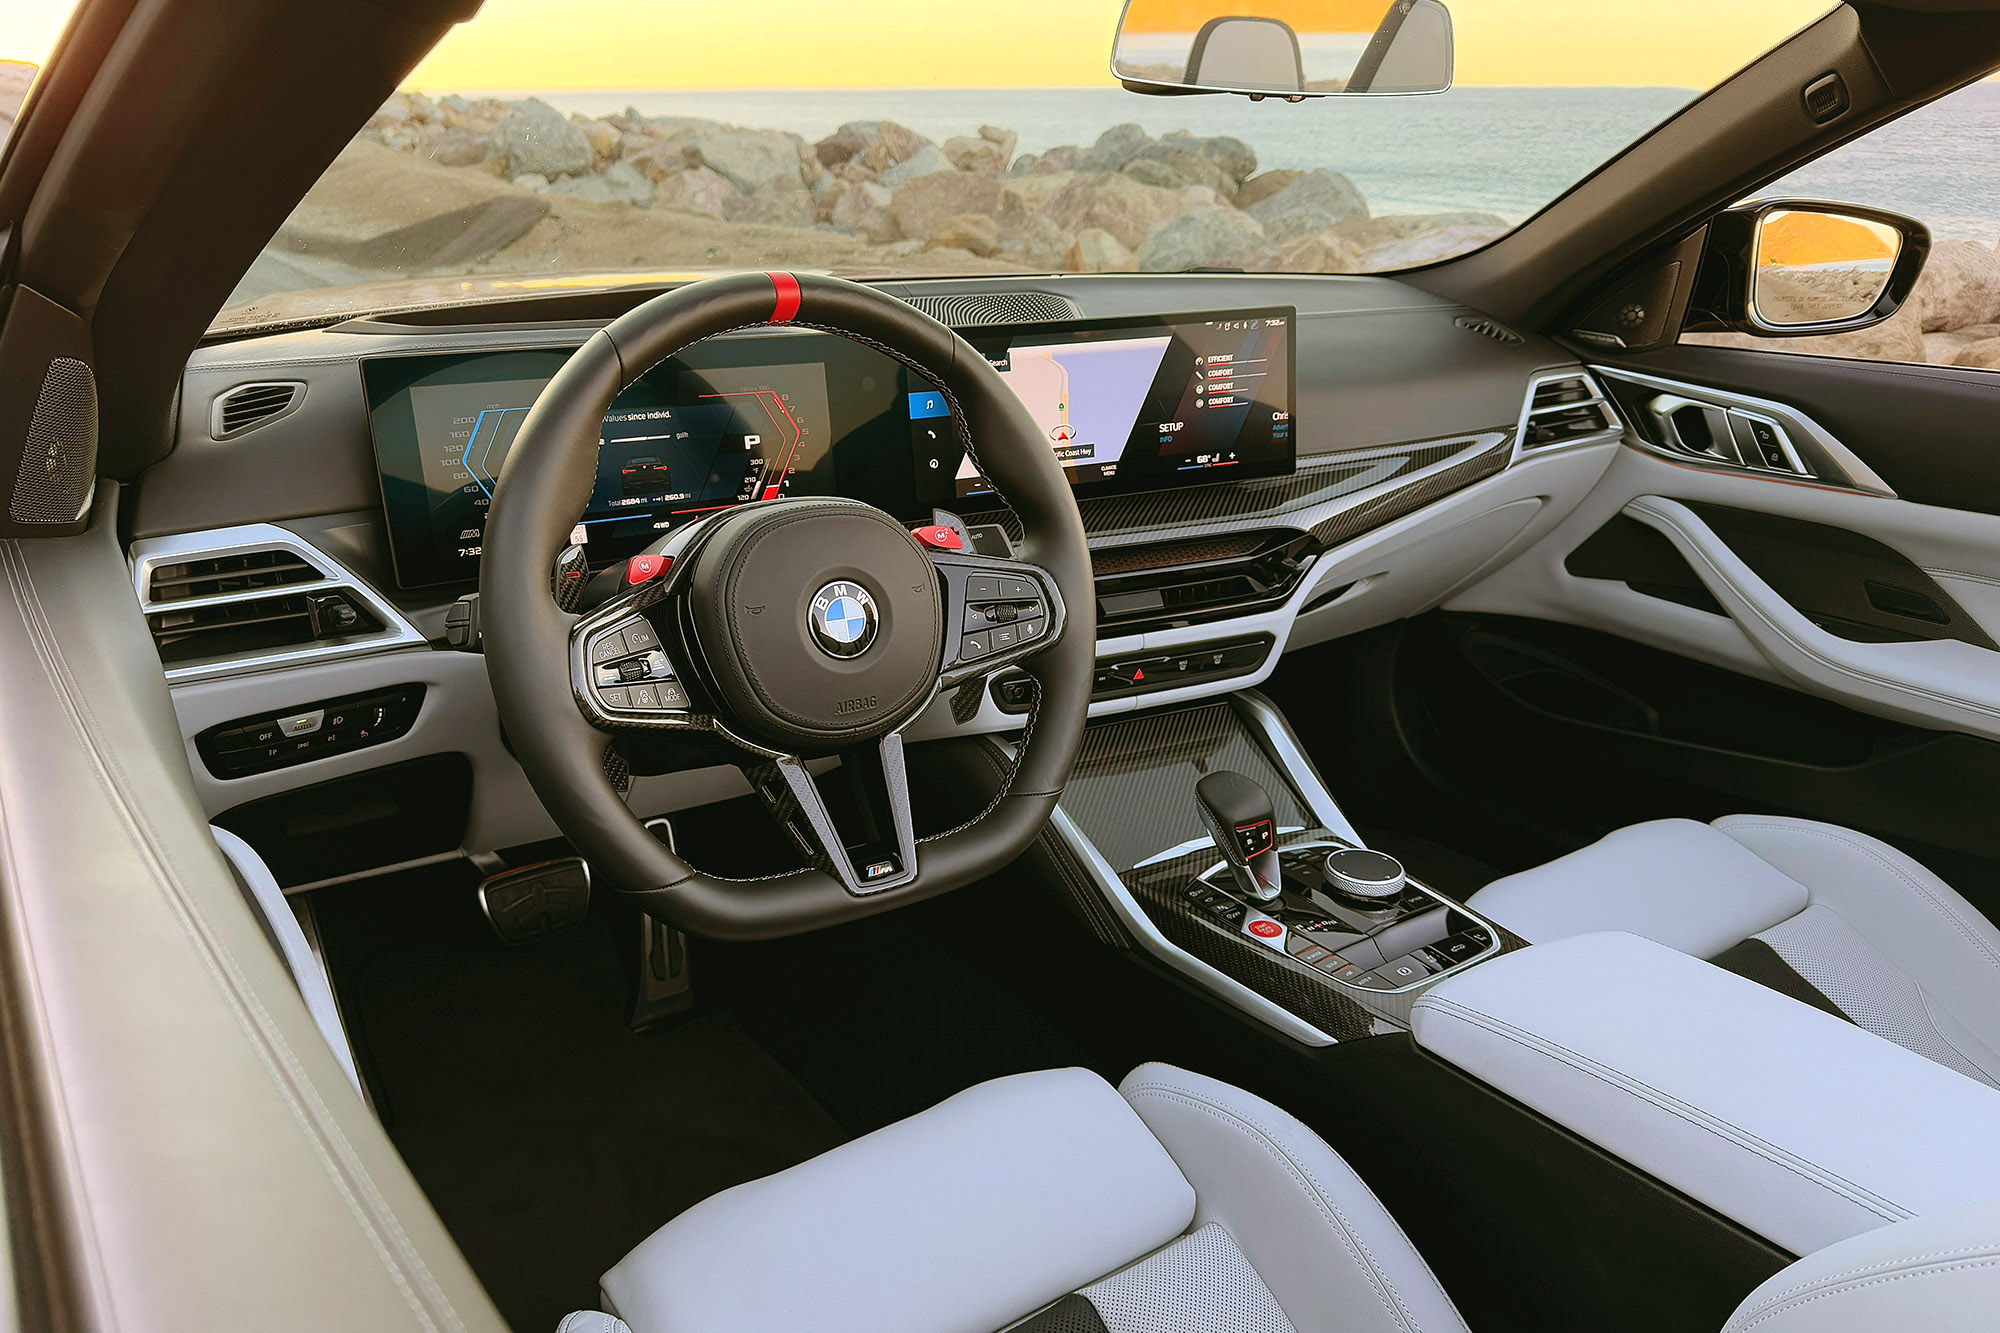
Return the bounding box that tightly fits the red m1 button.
[627,554,671,584]
[1248,919,1283,939]
[910,525,966,551]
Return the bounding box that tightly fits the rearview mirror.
[1686,199,1931,338]
[1111,0,1453,100]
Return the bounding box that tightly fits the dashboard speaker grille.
[902,292,1082,327]
[1454,314,1523,345]
[11,356,97,525]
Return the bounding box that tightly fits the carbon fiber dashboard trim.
[964,435,1497,547]
[1308,436,1515,548]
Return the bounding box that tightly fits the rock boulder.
[1080,123,1153,172]
[543,161,655,207]
[490,98,594,179]
[1247,169,1369,243]
[891,172,1001,243]
[1912,239,2000,332]
[1137,208,1268,272]
[944,135,1008,177]
[927,213,1002,257]
[684,128,805,194]
[1066,228,1136,273]
[1038,172,1189,253]
[651,166,744,220]
[831,180,899,242]
[1235,169,1303,210]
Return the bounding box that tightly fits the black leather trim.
[1710,938,1849,1022]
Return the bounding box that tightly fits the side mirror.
[1111,0,1453,101]
[1685,199,1930,337]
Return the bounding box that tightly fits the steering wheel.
[481,273,1095,940]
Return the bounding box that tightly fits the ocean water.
[503,81,2000,241]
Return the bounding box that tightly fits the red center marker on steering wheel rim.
[767,272,802,323]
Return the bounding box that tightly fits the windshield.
[216,0,1833,330]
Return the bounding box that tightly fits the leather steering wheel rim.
[480,272,1095,941]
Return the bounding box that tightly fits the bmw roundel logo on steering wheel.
[808,581,879,659]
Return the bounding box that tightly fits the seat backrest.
[1723,1196,2000,1331]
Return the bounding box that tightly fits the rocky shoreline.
[253,92,2000,372]
[266,93,1507,289]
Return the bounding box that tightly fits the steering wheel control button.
[911,525,965,551]
[1016,617,1046,644]
[808,580,880,659]
[598,686,631,709]
[621,618,660,652]
[630,684,662,709]
[277,709,325,737]
[966,574,1000,602]
[961,631,991,660]
[626,554,670,584]
[997,576,1036,601]
[590,630,628,663]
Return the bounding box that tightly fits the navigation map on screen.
[937,309,1292,500]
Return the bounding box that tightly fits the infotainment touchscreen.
[933,308,1294,501]
[364,305,1295,588]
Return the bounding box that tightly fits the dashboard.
[135,272,1620,882]
[364,308,1295,588]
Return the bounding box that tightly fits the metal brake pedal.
[632,817,695,1028]
[477,857,591,945]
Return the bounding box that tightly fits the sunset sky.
[2,0,1838,89]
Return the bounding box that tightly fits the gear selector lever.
[1195,771,1283,902]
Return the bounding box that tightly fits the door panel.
[1451,349,2000,743]
[1616,344,2000,516]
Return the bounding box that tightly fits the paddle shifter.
[1195,771,1283,903]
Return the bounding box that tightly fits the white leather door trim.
[1626,495,2000,740]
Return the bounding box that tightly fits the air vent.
[130,525,425,683]
[211,381,304,439]
[1455,314,1523,345]
[1093,531,1317,633]
[902,292,1082,327]
[1520,372,1620,450]
[147,548,321,602]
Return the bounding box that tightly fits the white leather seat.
[588,1062,1468,1333]
[568,1060,2000,1333]
[1466,815,2000,1087]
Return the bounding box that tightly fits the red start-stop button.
[1248,919,1283,939]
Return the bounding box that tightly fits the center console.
[1413,930,2000,1256]
[1042,694,1523,1045]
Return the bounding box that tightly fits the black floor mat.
[323,872,847,1331]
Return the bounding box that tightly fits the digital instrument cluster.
[365,307,1294,588]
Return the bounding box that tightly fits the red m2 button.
[910,525,965,551]
[627,554,670,584]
